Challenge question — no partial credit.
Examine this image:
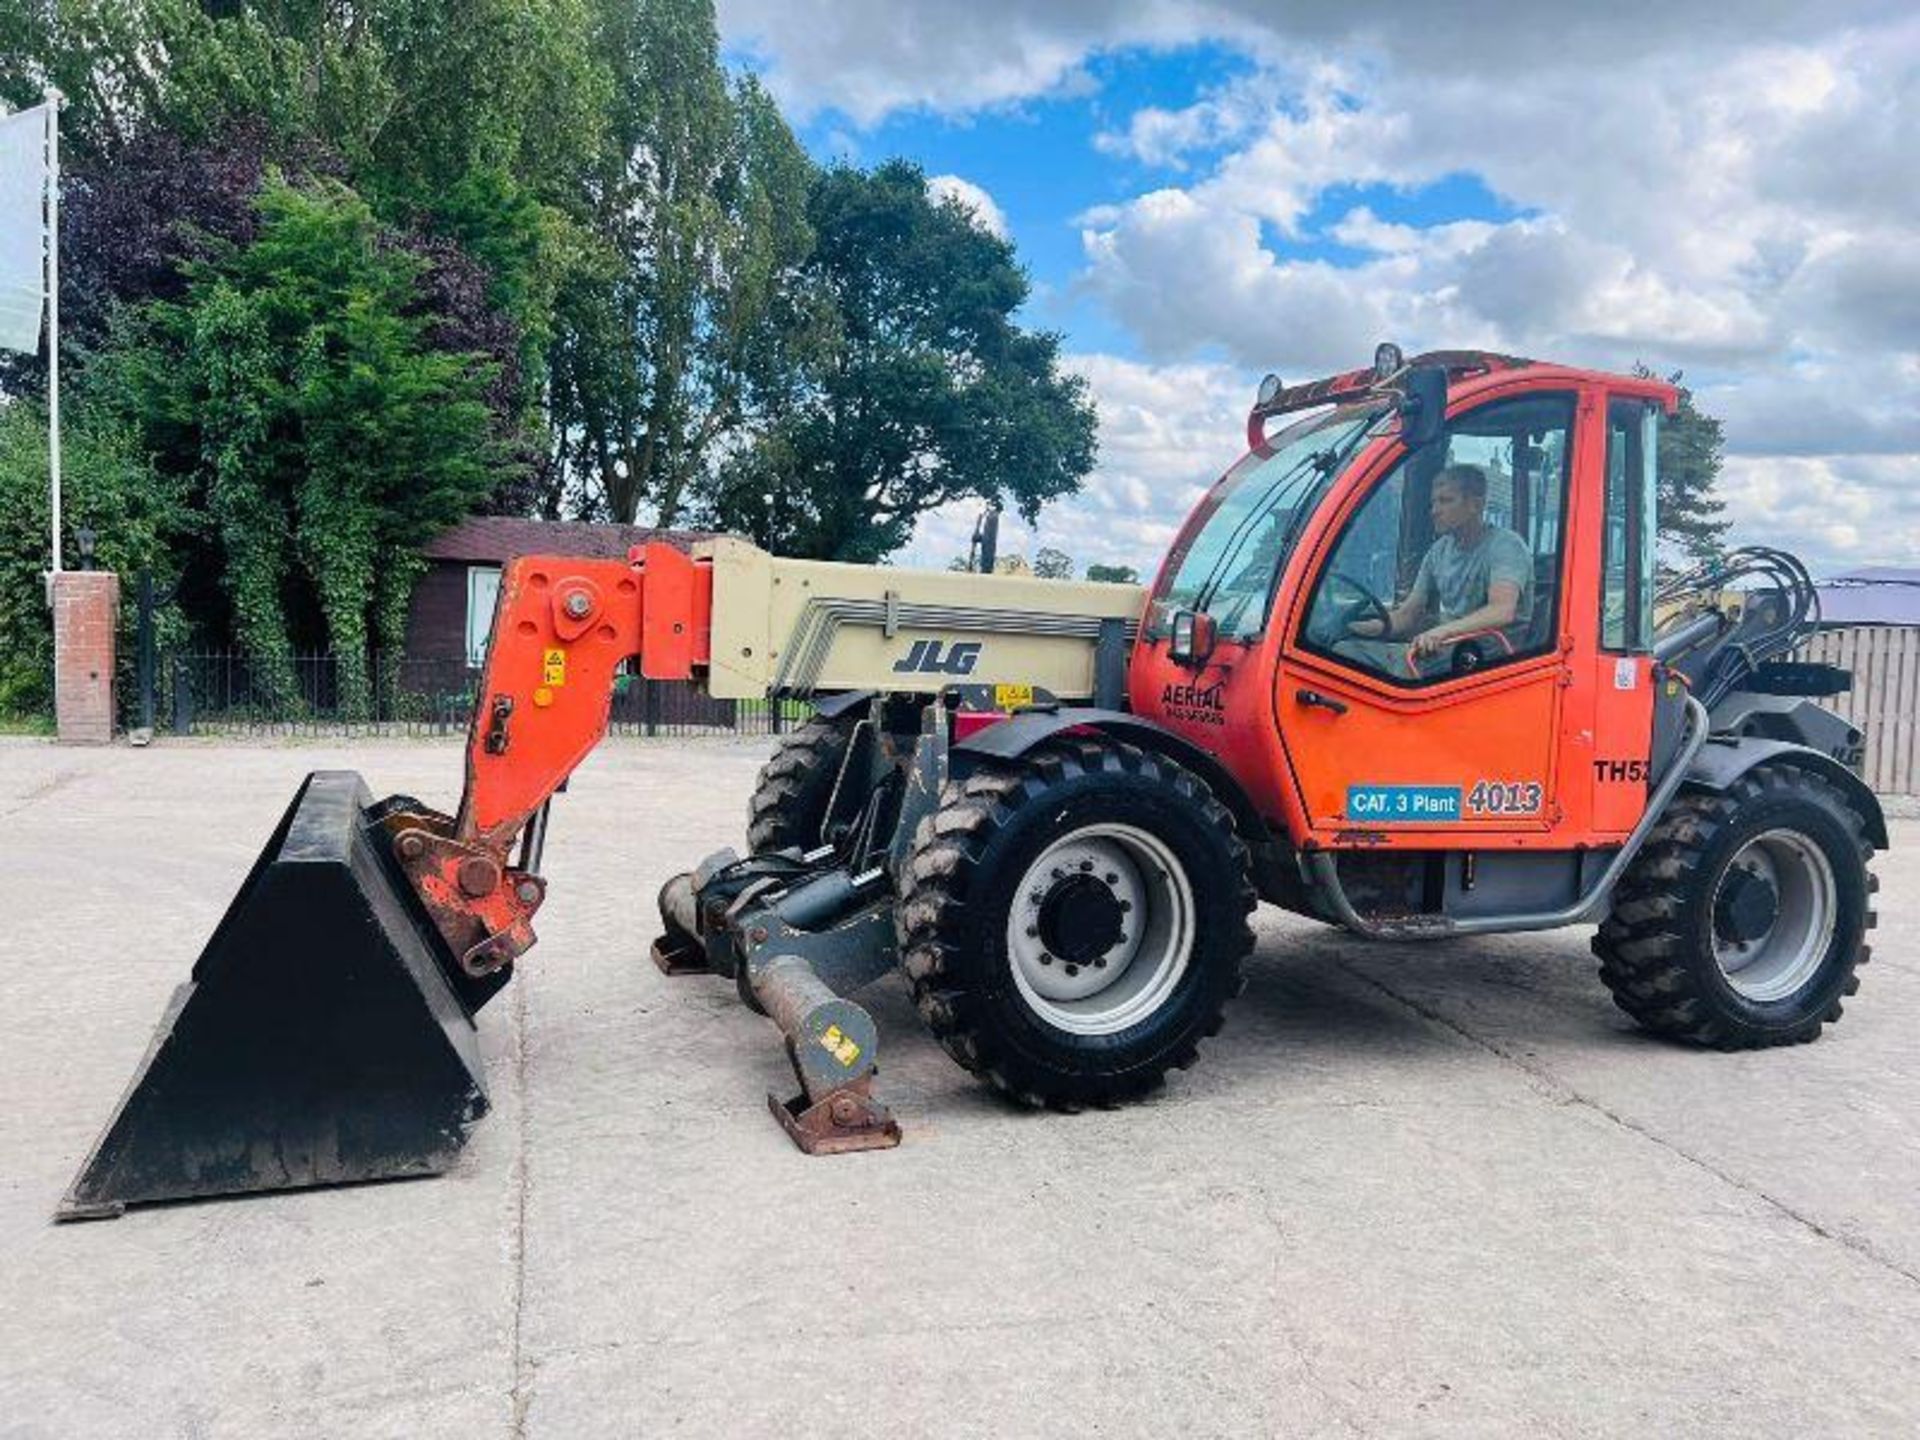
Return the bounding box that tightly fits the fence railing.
[149,651,806,739]
[1803,626,1920,797]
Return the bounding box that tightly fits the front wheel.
[896,738,1256,1108]
[1593,764,1876,1048]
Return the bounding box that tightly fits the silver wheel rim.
[1004,823,1197,1036]
[1712,828,1837,1002]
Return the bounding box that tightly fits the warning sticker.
[542,647,567,687]
[820,1023,862,1068]
[994,683,1035,711]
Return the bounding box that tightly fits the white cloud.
[926,174,1008,238]
[723,1,1920,580]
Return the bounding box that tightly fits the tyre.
[896,737,1256,1108]
[746,711,860,853]
[1593,763,1876,1048]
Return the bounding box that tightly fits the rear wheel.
[1593,764,1875,1048]
[897,738,1256,1108]
[746,711,859,853]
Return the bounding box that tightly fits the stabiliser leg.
[653,859,902,1155]
[750,955,900,1154]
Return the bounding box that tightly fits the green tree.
[1636,364,1729,565]
[112,175,508,715]
[704,160,1097,561]
[1086,563,1140,584]
[1033,546,1074,579]
[549,0,815,525]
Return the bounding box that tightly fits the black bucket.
[59,771,494,1219]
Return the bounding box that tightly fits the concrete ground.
[2,735,1918,1439]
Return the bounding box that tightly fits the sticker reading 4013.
[1467,780,1543,816]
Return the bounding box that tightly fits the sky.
[716,1,1920,581]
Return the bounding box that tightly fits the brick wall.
[52,571,119,745]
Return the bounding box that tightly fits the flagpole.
[45,87,61,583]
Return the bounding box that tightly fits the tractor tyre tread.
[897,737,1255,1110]
[745,712,860,854]
[1591,764,1875,1049]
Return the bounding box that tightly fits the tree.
[1032,546,1074,579]
[110,175,511,714]
[1086,563,1140,584]
[1636,364,1729,565]
[548,0,815,525]
[703,160,1097,561]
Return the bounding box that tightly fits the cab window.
[1152,406,1382,642]
[1299,392,1575,685]
[1601,399,1659,650]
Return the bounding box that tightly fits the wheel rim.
[1711,828,1837,1002]
[1004,823,1197,1036]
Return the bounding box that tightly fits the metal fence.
[150,652,806,739]
[1803,626,1920,796]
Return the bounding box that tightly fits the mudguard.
[953,706,1271,844]
[1684,736,1888,848]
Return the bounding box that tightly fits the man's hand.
[1410,628,1452,659]
[1347,616,1388,638]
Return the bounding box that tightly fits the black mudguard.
[1684,737,1888,849]
[953,707,1271,846]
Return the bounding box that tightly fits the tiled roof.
[421,517,713,563]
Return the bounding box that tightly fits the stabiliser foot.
[769,1074,902,1156]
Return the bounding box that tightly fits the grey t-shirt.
[1411,527,1532,627]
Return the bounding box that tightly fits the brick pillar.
[52,570,119,745]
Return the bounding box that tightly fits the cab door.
[1273,388,1584,840]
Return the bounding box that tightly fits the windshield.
[1151,404,1386,641]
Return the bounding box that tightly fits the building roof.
[1816,568,1920,627]
[421,517,712,564]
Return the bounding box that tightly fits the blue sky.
[717,3,1920,579]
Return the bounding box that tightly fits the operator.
[1347,463,1532,673]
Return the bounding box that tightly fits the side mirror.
[1169,609,1217,667]
[1398,364,1447,451]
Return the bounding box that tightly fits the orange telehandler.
[61,347,1883,1216]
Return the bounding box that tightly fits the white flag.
[0,102,50,355]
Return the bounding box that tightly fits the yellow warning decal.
[820,1023,862,1068]
[542,647,567,687]
[994,683,1035,711]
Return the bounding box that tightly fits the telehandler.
[62,347,1883,1215]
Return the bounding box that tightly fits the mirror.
[1398,364,1447,451]
[1169,609,1217,666]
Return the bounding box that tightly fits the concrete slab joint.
[51,569,118,745]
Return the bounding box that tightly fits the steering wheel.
[1327,573,1392,638]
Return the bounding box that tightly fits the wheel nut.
[1026,925,1039,938]
[1039,953,1053,965]
[1094,957,1107,968]
[1065,963,1080,977]
[1052,867,1065,880]
[1104,872,1118,884]
[1080,860,1093,872]
[1119,900,1132,913]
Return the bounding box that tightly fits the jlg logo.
[892,639,982,676]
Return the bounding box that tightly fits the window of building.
[465,565,502,666]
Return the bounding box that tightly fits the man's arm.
[1351,556,1433,639]
[1410,581,1521,656]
